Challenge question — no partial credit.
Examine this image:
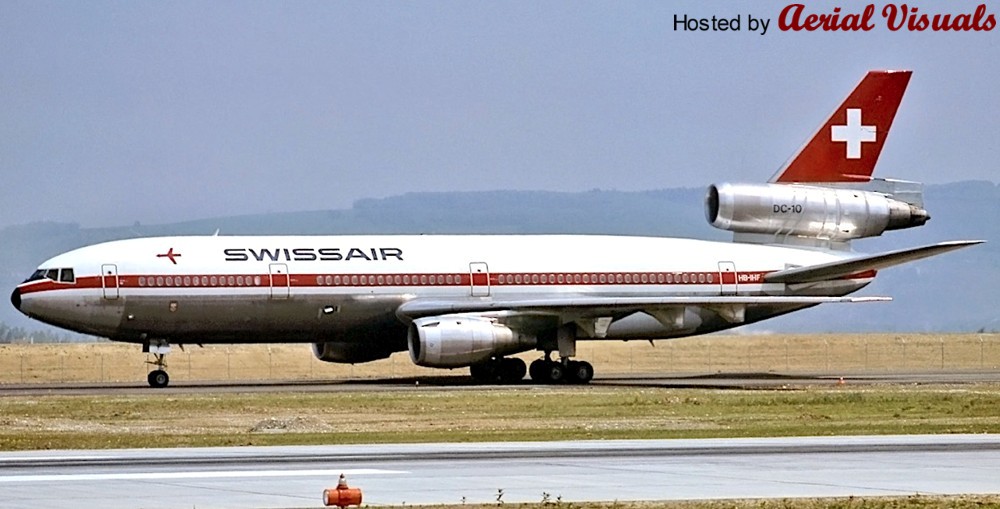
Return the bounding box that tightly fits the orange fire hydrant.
[323,473,363,508]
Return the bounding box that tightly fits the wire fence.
[0,333,998,384]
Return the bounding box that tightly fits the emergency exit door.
[469,262,490,297]
[718,261,737,296]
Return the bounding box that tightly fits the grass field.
[1,382,998,450]
[1,333,998,384]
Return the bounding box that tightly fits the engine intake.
[706,183,928,242]
[408,315,536,368]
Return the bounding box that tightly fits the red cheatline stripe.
[20,271,731,293]
[17,269,876,295]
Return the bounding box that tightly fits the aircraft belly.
[117,293,408,343]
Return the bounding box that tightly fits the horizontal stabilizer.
[764,240,984,284]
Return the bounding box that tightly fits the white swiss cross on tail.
[830,108,876,159]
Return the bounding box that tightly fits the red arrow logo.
[157,248,182,265]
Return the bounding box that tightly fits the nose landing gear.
[144,340,171,388]
[147,367,169,388]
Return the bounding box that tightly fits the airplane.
[10,70,982,388]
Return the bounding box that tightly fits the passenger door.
[269,263,290,299]
[469,262,490,297]
[718,261,737,296]
[101,264,119,300]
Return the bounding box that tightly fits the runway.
[3,370,1000,396]
[1,435,998,509]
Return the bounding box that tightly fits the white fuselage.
[14,234,869,356]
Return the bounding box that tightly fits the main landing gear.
[529,356,594,385]
[144,340,171,388]
[467,355,594,384]
[469,357,527,384]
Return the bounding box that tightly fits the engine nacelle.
[706,183,929,242]
[407,315,536,368]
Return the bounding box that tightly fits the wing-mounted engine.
[407,314,536,368]
[706,181,929,247]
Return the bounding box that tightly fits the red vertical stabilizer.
[771,70,911,183]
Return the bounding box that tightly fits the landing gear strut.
[469,357,527,384]
[144,340,171,388]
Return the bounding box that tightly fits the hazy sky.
[2,1,998,228]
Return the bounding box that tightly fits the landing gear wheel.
[499,358,526,383]
[567,361,594,384]
[470,362,493,383]
[147,369,169,388]
[471,357,527,384]
[529,359,547,382]
[546,362,565,384]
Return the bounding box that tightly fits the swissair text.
[224,247,404,262]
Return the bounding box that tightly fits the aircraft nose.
[10,288,21,311]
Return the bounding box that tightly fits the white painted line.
[0,468,407,483]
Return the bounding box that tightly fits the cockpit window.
[23,268,75,284]
[24,269,47,283]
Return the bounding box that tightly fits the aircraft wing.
[396,295,889,321]
[763,240,984,284]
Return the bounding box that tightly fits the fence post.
[824,339,830,371]
[864,338,869,373]
[901,338,907,370]
[784,337,789,372]
[940,337,945,370]
[981,336,985,370]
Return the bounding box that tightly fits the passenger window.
[59,268,75,283]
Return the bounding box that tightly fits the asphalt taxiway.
[1,435,998,509]
[3,370,1000,396]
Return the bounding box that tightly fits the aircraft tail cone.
[323,474,363,508]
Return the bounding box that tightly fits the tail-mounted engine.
[408,315,536,368]
[706,182,929,243]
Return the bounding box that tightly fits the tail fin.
[770,70,912,184]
